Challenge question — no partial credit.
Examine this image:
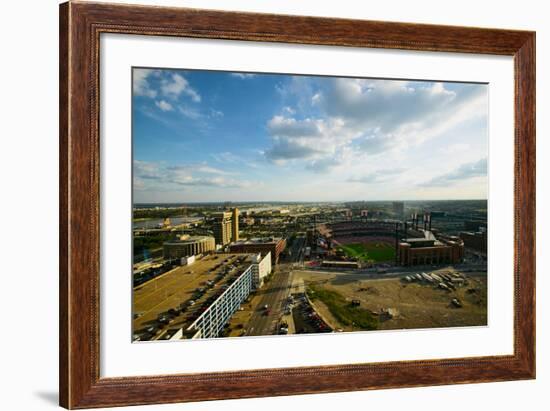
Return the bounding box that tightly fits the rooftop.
[231,237,283,245]
[405,238,436,243]
[163,235,214,245]
[132,253,255,341]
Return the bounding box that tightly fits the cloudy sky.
[133,68,488,203]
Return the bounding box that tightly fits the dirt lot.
[294,270,487,331]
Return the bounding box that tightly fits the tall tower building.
[232,208,239,242]
[392,201,405,218]
[213,211,233,246]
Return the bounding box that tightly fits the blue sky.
[133,68,488,203]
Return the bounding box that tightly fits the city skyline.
[133,68,488,203]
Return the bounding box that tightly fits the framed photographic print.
[59,1,535,409]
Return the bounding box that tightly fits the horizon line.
[134,198,488,205]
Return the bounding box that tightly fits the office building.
[232,208,239,242]
[213,208,240,246]
[392,201,405,217]
[229,237,287,264]
[213,211,233,245]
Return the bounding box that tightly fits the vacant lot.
[337,242,395,263]
[294,270,487,332]
[308,286,378,330]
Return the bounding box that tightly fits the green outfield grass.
[337,242,395,262]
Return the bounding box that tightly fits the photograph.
[131,68,489,342]
[0,0,542,410]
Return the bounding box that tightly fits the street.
[245,236,305,336]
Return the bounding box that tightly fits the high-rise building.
[232,208,239,242]
[213,208,240,246]
[213,211,233,245]
[392,201,405,217]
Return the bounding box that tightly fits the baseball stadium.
[318,220,398,264]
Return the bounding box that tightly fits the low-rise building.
[229,237,286,264]
[460,230,487,253]
[321,260,360,269]
[250,252,272,289]
[163,235,216,259]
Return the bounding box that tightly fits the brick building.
[228,237,287,264]
[398,234,464,266]
[459,231,487,254]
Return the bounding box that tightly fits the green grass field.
[307,286,378,330]
[337,242,395,262]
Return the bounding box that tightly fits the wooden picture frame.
[59,1,535,408]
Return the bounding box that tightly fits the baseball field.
[336,241,395,263]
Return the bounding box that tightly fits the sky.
[132,68,488,203]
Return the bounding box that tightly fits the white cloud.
[154,100,173,112]
[210,109,224,118]
[230,73,256,79]
[419,158,487,187]
[177,105,223,120]
[264,78,487,170]
[134,160,253,192]
[347,168,406,184]
[133,69,157,98]
[282,106,296,115]
[173,176,252,188]
[313,79,458,133]
[212,152,240,163]
[178,105,201,119]
[134,70,201,104]
[134,160,164,181]
[357,130,401,155]
[264,114,358,164]
[440,143,470,154]
[167,164,233,176]
[267,116,324,138]
[161,73,201,102]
